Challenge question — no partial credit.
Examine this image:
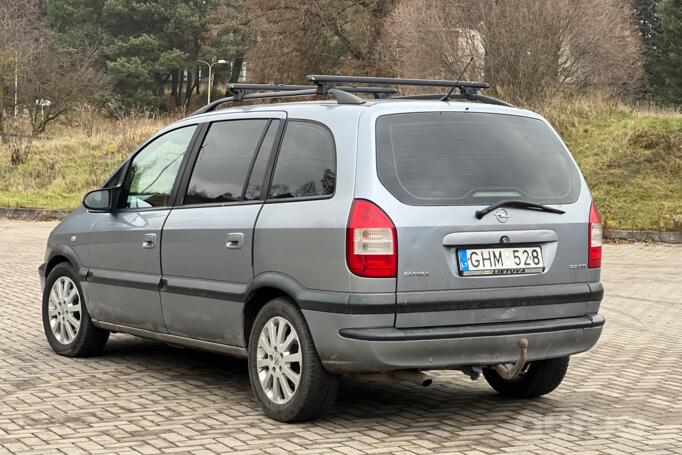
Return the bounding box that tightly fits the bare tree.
[0,0,42,141]
[378,0,644,104]
[21,45,109,135]
[0,0,109,164]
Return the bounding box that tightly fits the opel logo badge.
[494,208,510,223]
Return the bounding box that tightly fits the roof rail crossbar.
[306,74,507,104]
[307,75,490,91]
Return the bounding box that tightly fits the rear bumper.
[307,312,604,374]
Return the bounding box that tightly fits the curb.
[1,207,681,244]
[0,207,72,221]
[605,229,682,244]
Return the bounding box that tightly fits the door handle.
[142,233,157,249]
[226,232,244,249]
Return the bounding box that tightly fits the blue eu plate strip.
[458,249,469,271]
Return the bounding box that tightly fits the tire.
[42,262,109,357]
[483,356,570,399]
[248,297,338,422]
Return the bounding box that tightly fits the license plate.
[457,246,544,276]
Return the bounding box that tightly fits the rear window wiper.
[475,200,566,219]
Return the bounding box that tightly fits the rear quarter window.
[376,112,581,206]
[268,121,336,200]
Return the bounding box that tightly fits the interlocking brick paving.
[1,219,681,454]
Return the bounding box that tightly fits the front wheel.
[42,262,109,357]
[248,297,338,422]
[483,356,570,398]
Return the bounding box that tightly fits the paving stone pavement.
[1,218,681,455]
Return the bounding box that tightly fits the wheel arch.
[45,245,83,278]
[242,272,347,348]
[242,286,293,348]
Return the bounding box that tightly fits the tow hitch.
[491,338,529,380]
[460,338,529,381]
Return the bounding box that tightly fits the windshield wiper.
[475,200,566,220]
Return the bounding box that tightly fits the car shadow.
[100,334,557,425]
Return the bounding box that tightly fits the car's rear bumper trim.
[339,314,605,342]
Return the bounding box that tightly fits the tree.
[634,0,662,54]
[1,0,109,164]
[45,0,107,46]
[245,0,395,83]
[202,0,250,98]
[634,0,664,96]
[47,0,211,110]
[102,0,208,109]
[0,0,41,142]
[654,0,682,104]
[378,0,644,105]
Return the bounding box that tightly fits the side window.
[184,119,268,205]
[268,121,336,200]
[244,120,280,201]
[121,125,197,209]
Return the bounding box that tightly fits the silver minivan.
[40,76,604,422]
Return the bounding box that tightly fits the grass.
[540,95,682,231]
[0,114,170,210]
[0,96,681,231]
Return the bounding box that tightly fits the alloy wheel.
[256,316,302,404]
[47,276,82,345]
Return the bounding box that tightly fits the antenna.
[441,57,474,101]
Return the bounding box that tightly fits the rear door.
[160,113,284,346]
[373,111,595,328]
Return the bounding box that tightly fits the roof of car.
[186,99,542,122]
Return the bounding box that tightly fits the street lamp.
[198,59,228,104]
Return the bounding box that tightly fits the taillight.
[346,199,397,278]
[588,202,602,268]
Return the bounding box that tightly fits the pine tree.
[655,0,682,104]
[633,0,663,96]
[46,0,209,109]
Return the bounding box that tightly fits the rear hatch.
[374,111,596,328]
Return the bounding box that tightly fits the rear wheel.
[42,262,109,357]
[483,356,570,398]
[248,297,338,422]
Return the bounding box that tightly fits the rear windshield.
[376,112,581,206]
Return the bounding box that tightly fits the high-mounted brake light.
[346,199,397,278]
[588,202,602,268]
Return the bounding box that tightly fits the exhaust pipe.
[390,370,433,387]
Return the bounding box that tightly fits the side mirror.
[83,187,115,212]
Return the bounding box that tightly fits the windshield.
[376,112,581,206]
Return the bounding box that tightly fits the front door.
[85,125,199,331]
[160,115,283,346]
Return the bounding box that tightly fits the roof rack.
[189,74,509,117]
[191,80,392,116]
[307,75,511,106]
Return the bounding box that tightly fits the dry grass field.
[0,96,680,231]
